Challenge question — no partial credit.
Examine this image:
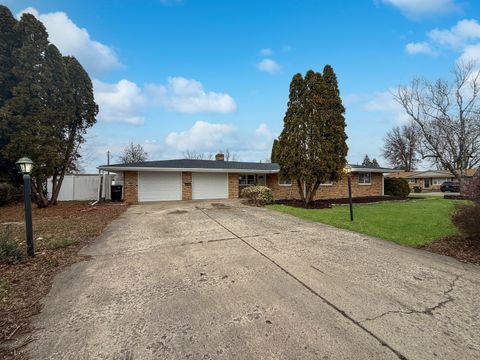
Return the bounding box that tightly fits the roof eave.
[97,166,279,174]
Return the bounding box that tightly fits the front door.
[424,178,430,189]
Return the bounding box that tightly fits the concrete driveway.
[29,200,480,360]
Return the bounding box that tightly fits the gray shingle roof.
[99,159,280,171]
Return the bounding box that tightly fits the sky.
[4,0,480,172]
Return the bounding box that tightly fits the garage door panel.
[138,172,181,202]
[193,173,228,200]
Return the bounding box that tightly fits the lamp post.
[344,165,354,222]
[16,157,34,257]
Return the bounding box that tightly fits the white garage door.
[192,172,228,200]
[138,172,181,202]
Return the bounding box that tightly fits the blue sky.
[5,0,480,171]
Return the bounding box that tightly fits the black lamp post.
[344,165,354,222]
[16,157,34,257]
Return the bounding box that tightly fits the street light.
[344,165,354,222]
[16,157,34,257]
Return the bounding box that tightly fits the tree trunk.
[296,179,305,202]
[31,179,49,208]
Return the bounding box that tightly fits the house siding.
[267,173,384,200]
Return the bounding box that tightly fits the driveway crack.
[199,208,409,360]
[360,274,462,323]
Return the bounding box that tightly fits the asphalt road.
[28,200,480,359]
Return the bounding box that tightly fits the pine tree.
[362,154,372,167]
[371,158,380,168]
[270,139,279,163]
[277,66,348,203]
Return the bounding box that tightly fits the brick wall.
[228,173,239,199]
[123,171,138,204]
[182,172,192,200]
[267,173,384,200]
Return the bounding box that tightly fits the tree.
[183,150,213,160]
[119,142,148,164]
[362,154,371,167]
[382,123,420,171]
[271,139,279,163]
[394,62,480,181]
[362,154,381,168]
[223,149,238,161]
[0,9,98,207]
[277,66,348,203]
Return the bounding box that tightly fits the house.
[98,153,397,204]
[386,169,479,191]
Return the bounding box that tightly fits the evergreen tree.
[362,154,372,167]
[371,158,380,168]
[0,9,98,206]
[270,139,279,163]
[277,66,348,203]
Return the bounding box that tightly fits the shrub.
[0,183,19,205]
[452,202,480,240]
[241,186,274,206]
[0,226,24,263]
[384,177,411,197]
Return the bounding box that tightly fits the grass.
[268,197,463,247]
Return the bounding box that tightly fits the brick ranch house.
[386,169,478,192]
[98,153,397,204]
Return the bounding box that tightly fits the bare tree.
[223,149,238,161]
[393,62,480,180]
[119,142,148,164]
[382,123,421,171]
[182,150,213,160]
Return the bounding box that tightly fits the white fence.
[47,174,117,201]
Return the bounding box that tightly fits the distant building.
[386,169,479,191]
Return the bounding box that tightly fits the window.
[358,172,371,184]
[239,175,256,186]
[320,179,333,186]
[407,178,416,184]
[278,177,292,186]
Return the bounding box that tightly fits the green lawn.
[268,198,463,246]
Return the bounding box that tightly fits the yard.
[268,197,461,247]
[0,201,127,359]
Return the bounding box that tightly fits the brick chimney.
[215,153,225,161]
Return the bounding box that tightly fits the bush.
[241,186,274,206]
[0,182,22,205]
[0,227,24,263]
[384,177,411,197]
[453,202,480,239]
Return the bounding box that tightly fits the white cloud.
[259,48,272,56]
[364,90,410,123]
[18,7,122,75]
[405,41,435,55]
[252,123,274,150]
[459,43,480,63]
[165,121,238,151]
[428,19,480,49]
[257,58,281,73]
[93,79,146,125]
[146,77,237,113]
[380,0,459,18]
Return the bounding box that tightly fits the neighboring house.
[98,153,397,204]
[386,169,479,191]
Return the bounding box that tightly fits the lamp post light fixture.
[344,165,354,222]
[16,157,34,257]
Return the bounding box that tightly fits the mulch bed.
[275,196,410,209]
[421,236,480,266]
[0,201,127,359]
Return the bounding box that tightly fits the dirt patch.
[0,201,127,359]
[275,196,410,209]
[210,203,231,209]
[421,236,480,266]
